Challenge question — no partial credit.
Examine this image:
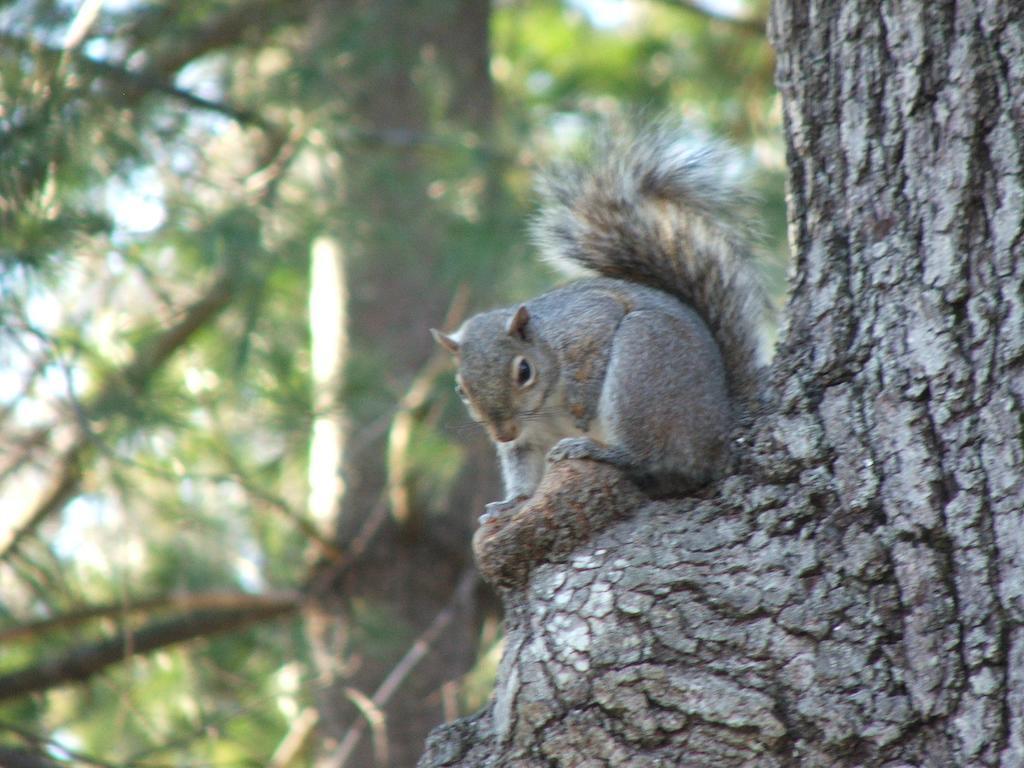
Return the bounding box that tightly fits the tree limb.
[126,0,312,79]
[0,272,236,562]
[0,721,123,768]
[0,595,300,702]
[322,569,478,768]
[0,33,268,128]
[93,272,236,413]
[0,447,82,564]
[0,589,302,644]
[3,0,312,127]
[0,426,51,484]
[268,707,320,768]
[0,747,60,768]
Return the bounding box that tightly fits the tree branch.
[0,746,60,768]
[0,33,268,128]
[93,271,236,414]
[322,569,478,768]
[268,707,319,768]
[0,446,82,564]
[126,0,312,79]
[3,0,312,127]
[81,54,266,125]
[220,451,345,562]
[0,720,123,768]
[0,595,300,702]
[0,426,51,484]
[387,284,471,528]
[0,272,236,562]
[0,589,302,644]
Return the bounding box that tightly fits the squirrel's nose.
[493,422,519,443]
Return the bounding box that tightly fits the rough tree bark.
[418,1,1024,766]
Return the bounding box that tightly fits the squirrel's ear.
[506,304,531,341]
[431,328,461,354]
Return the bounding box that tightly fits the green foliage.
[0,0,784,763]
[495,1,688,111]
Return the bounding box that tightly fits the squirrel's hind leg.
[556,308,731,497]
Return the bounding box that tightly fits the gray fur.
[531,120,767,401]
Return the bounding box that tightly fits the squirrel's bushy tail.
[531,119,769,401]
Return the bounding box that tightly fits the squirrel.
[432,120,767,521]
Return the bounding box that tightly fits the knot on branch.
[472,460,646,590]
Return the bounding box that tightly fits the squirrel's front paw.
[547,436,604,463]
[479,495,528,525]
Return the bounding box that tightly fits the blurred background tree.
[0,0,784,765]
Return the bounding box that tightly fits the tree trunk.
[305,2,498,766]
[418,1,1024,766]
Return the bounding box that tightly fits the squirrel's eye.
[454,382,466,399]
[512,356,534,388]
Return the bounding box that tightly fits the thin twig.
[342,687,388,766]
[220,447,345,562]
[386,283,472,525]
[0,445,82,562]
[0,272,235,563]
[322,568,478,768]
[268,707,319,768]
[303,489,392,598]
[0,718,166,768]
[0,33,269,128]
